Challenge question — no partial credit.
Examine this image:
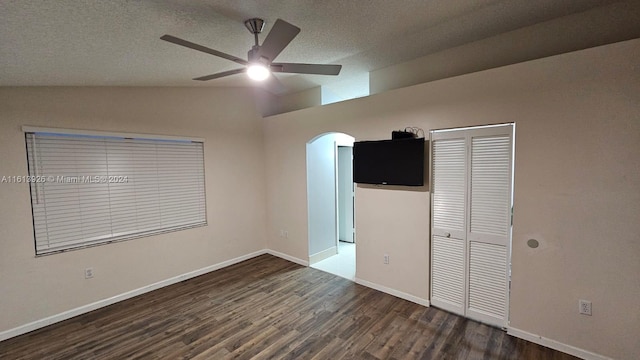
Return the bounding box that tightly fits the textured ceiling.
[0,0,617,94]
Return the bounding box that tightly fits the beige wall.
[0,87,267,333]
[263,39,640,359]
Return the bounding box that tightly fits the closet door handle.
[444,232,451,238]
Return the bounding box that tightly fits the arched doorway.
[306,132,355,280]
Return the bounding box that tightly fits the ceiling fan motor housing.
[248,47,269,64]
[245,18,265,35]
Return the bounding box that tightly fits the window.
[24,127,207,255]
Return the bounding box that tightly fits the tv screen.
[353,138,425,186]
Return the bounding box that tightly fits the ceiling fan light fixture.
[247,63,270,81]
[161,17,341,89]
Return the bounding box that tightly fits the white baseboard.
[355,277,430,307]
[308,246,337,264]
[507,327,612,360]
[266,249,309,266]
[0,249,267,342]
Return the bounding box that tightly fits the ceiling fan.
[161,18,342,92]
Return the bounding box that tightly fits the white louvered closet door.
[430,124,513,328]
[466,127,513,327]
[430,136,467,316]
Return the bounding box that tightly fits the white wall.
[306,134,337,258]
[264,39,640,359]
[0,87,268,336]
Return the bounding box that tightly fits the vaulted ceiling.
[0,0,632,94]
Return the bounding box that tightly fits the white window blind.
[25,129,207,255]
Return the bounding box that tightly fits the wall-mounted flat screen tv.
[353,138,425,186]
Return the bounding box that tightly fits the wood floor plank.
[0,254,579,360]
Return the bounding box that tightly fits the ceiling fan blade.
[271,63,342,75]
[258,19,300,62]
[193,68,246,81]
[161,35,248,66]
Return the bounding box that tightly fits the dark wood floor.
[0,254,577,360]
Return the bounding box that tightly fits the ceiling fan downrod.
[244,18,265,47]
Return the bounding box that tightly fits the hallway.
[311,241,355,280]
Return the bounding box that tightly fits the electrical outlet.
[284,231,289,239]
[579,299,592,316]
[84,267,94,279]
[384,254,389,264]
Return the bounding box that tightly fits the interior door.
[338,146,355,243]
[430,124,514,328]
[466,126,513,327]
[430,134,467,316]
